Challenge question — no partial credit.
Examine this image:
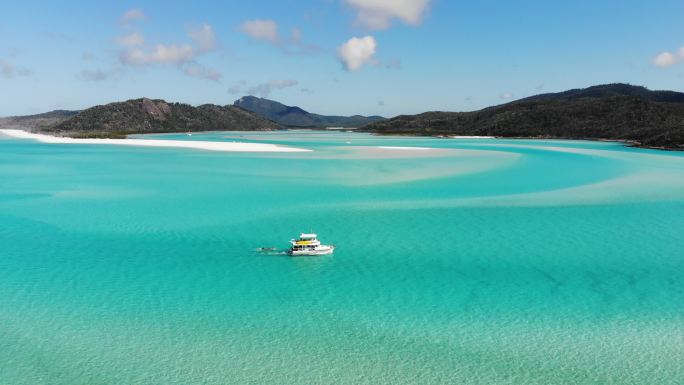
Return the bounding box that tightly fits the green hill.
[360,84,684,150]
[28,98,281,138]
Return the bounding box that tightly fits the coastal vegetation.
[0,98,280,137]
[359,84,684,150]
[2,84,683,150]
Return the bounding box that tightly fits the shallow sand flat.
[0,129,310,153]
[239,149,520,186]
[375,146,432,150]
[339,169,684,211]
[2,131,684,384]
[155,144,518,187]
[468,142,638,158]
[336,145,518,159]
[336,146,454,159]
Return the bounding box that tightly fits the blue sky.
[1,0,683,117]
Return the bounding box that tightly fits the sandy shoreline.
[376,146,432,150]
[0,129,310,152]
[449,135,495,139]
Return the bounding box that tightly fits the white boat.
[289,233,334,256]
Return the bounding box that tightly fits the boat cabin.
[288,232,334,256]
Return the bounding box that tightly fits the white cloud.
[120,8,145,25]
[188,24,218,53]
[338,36,377,71]
[115,32,145,47]
[238,19,279,43]
[500,92,514,100]
[0,59,31,78]
[118,23,220,66]
[247,79,299,97]
[237,19,321,56]
[654,51,677,68]
[114,19,222,82]
[344,0,430,29]
[653,46,684,68]
[121,44,195,65]
[184,64,222,82]
[653,51,677,68]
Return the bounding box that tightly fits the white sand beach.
[375,146,432,150]
[0,129,310,152]
[449,135,495,139]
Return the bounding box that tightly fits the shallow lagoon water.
[1,131,683,384]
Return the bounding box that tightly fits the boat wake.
[255,247,288,256]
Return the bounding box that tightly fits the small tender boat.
[289,233,334,256]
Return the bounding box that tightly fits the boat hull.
[288,245,334,256]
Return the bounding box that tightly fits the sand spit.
[449,136,495,139]
[375,146,432,150]
[0,129,310,152]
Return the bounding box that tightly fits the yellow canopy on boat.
[295,241,312,245]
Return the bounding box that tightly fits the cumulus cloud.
[184,64,222,81]
[344,0,431,29]
[118,22,221,67]
[121,44,195,65]
[120,8,145,26]
[653,51,677,68]
[0,59,31,78]
[653,46,684,68]
[238,19,279,43]
[188,24,218,53]
[247,79,299,97]
[113,15,222,82]
[237,19,321,55]
[115,32,145,47]
[338,36,377,71]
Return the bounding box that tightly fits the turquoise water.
[1,131,683,384]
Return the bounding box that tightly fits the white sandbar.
[375,146,432,150]
[0,129,310,152]
[449,135,495,139]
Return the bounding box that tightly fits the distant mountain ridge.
[0,110,80,131]
[1,98,280,138]
[234,96,384,128]
[2,84,683,149]
[360,83,684,150]
[517,84,684,104]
